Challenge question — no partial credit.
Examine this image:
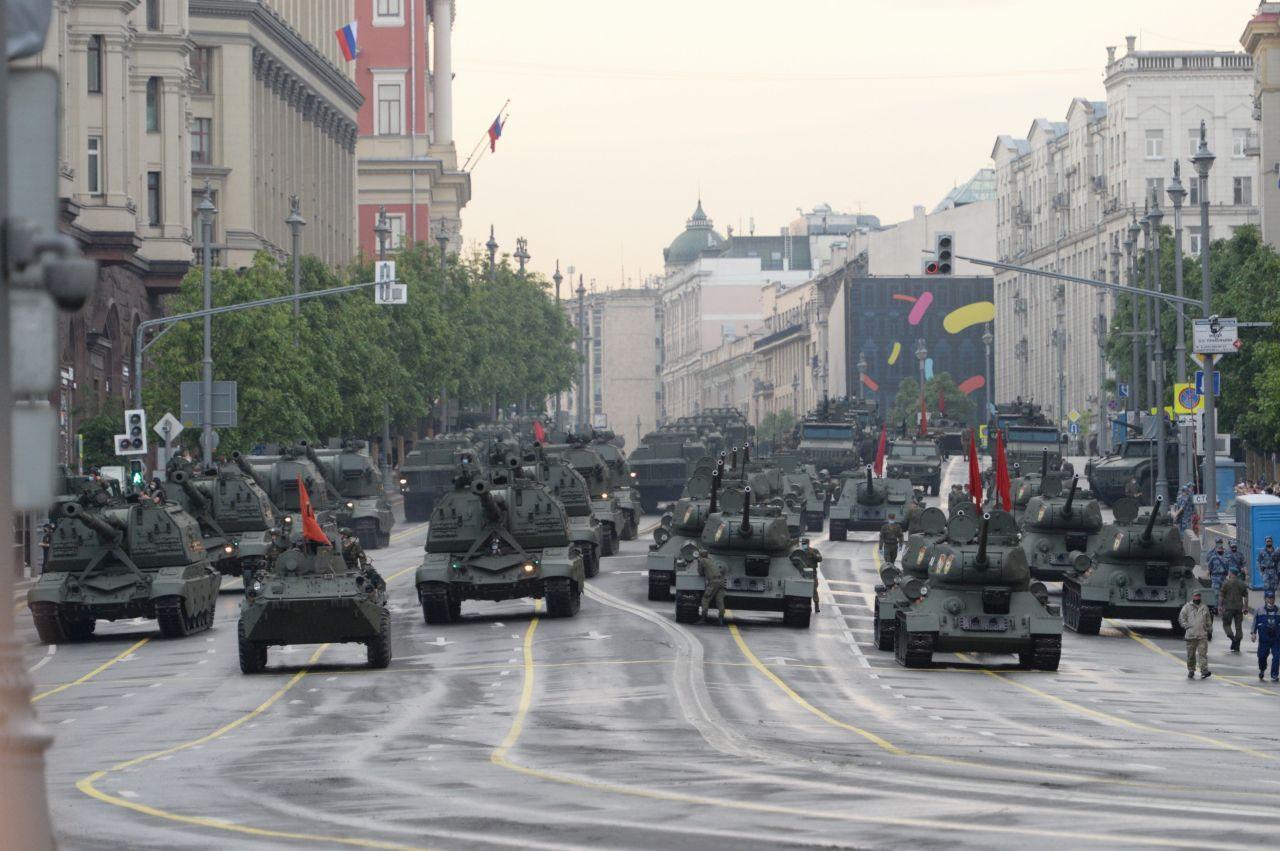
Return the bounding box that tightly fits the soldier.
[696,545,726,625]
[340,528,385,590]
[1124,476,1143,502]
[879,519,904,566]
[1252,591,1280,682]
[1206,539,1233,591]
[798,538,822,613]
[1229,541,1247,575]
[1178,590,1213,680]
[1219,568,1250,652]
[1258,537,1280,594]
[1171,485,1194,533]
[38,521,53,572]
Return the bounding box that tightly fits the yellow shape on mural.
[942,301,996,334]
[888,341,901,365]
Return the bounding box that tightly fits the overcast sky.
[451,0,1259,288]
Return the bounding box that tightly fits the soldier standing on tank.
[1124,476,1143,502]
[879,519,904,566]
[696,545,726,625]
[38,521,53,572]
[1178,590,1214,680]
[1219,568,1250,652]
[1258,537,1280,594]
[1252,591,1280,681]
[1206,539,1233,591]
[341,528,385,590]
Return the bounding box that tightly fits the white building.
[992,37,1258,441]
[1243,5,1280,251]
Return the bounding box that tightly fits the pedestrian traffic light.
[128,460,145,489]
[924,232,954,275]
[118,408,147,455]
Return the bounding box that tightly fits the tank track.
[238,619,268,673]
[420,582,454,625]
[30,602,96,644]
[545,577,581,618]
[873,600,895,651]
[366,607,392,668]
[601,523,618,556]
[355,518,382,550]
[781,595,812,629]
[156,595,215,639]
[894,612,934,667]
[647,570,673,602]
[674,590,701,624]
[583,545,600,579]
[1062,583,1102,635]
[828,521,848,542]
[1020,635,1062,670]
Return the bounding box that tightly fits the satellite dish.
[948,513,979,544]
[1112,497,1140,524]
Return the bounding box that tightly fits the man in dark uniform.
[879,519,904,566]
[696,545,726,625]
[798,538,822,613]
[340,527,386,590]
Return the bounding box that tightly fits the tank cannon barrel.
[866,465,873,491]
[59,502,123,543]
[473,479,502,522]
[976,512,991,566]
[708,469,721,513]
[1141,495,1163,544]
[1062,475,1080,515]
[1040,449,1049,480]
[169,469,209,511]
[232,451,269,491]
[742,444,751,464]
[740,487,753,536]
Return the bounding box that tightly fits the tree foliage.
[888,373,974,427]
[757,410,797,444]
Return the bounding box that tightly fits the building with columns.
[991,36,1258,442]
[354,0,470,256]
[1243,5,1280,251]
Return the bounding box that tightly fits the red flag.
[873,424,887,476]
[533,420,547,444]
[296,475,328,545]
[938,387,946,416]
[995,429,1012,511]
[919,393,929,436]
[967,429,983,507]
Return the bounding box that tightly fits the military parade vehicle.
[586,431,642,538]
[237,448,336,517]
[628,427,699,512]
[873,506,949,650]
[1019,475,1103,581]
[828,466,915,541]
[308,442,396,549]
[168,463,277,577]
[793,417,861,474]
[399,435,472,521]
[891,510,1061,669]
[29,492,220,643]
[886,437,943,495]
[1061,496,1213,635]
[541,454,604,578]
[547,441,626,555]
[416,455,585,623]
[930,417,967,457]
[673,487,815,628]
[237,518,390,673]
[647,464,722,601]
[1085,436,1182,506]
[777,459,825,533]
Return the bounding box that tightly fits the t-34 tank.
[308,441,396,549]
[828,466,914,541]
[646,464,723,601]
[1019,475,1103,581]
[873,507,949,651]
[168,464,277,577]
[415,461,585,623]
[893,511,1062,669]
[672,487,816,627]
[237,520,390,672]
[399,436,472,521]
[28,496,220,642]
[1061,496,1214,635]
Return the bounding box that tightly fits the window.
[1145,177,1164,204]
[376,0,403,17]
[386,214,405,250]
[87,35,102,93]
[145,77,160,131]
[1145,129,1164,159]
[375,80,402,135]
[147,172,161,226]
[1189,176,1200,205]
[1234,176,1253,205]
[1188,226,1204,255]
[146,0,159,30]
[86,136,102,194]
[1189,128,1201,156]
[191,117,211,163]
[191,47,213,94]
[1233,128,1250,157]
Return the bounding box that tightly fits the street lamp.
[982,324,994,423]
[374,206,391,261]
[576,275,587,430]
[434,217,450,259]
[1015,336,1028,400]
[372,208,393,489]
[857,352,868,402]
[553,260,564,429]
[915,338,927,434]
[1147,188,1168,505]
[1191,119,1219,527]
[514,236,530,275]
[197,181,218,466]
[1167,160,1191,488]
[285,195,306,317]
[792,373,800,416]
[1125,210,1141,411]
[486,225,499,281]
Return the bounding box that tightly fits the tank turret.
[57,501,123,544]
[170,469,210,513]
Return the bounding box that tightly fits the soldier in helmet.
[797,537,822,613]
[879,518,904,566]
[696,545,726,625]
[340,528,385,590]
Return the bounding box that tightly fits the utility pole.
[198,182,217,465]
[1147,189,1168,505]
[553,260,563,428]
[577,275,587,430]
[1105,233,1122,454]
[374,208,392,491]
[1054,284,1066,428]
[435,218,450,433]
[286,194,305,317]
[1192,120,1220,527]
[1167,160,1191,488]
[1124,211,1140,412]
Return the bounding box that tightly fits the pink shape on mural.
[907,291,934,325]
[861,374,880,392]
[957,375,985,395]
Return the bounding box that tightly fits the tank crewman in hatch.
[341,528,386,590]
[696,545,726,626]
[879,519,904,566]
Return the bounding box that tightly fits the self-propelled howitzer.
[310,442,396,549]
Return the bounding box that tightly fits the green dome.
[664,200,725,266]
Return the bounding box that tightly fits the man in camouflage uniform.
[1219,568,1250,652]
[879,519,904,566]
[1259,536,1280,595]
[1206,539,1233,591]
[696,545,726,625]
[340,528,386,590]
[798,538,822,613]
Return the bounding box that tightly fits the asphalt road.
[18,464,1280,850]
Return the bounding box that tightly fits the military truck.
[793,418,861,474]
[647,464,722,601]
[673,487,815,628]
[1004,423,1071,475]
[828,466,915,541]
[399,435,471,521]
[873,506,949,650]
[238,520,390,672]
[1085,437,1182,506]
[628,428,698,512]
[886,437,943,495]
[28,496,220,643]
[415,460,585,623]
[1062,496,1213,635]
[308,442,396,549]
[1019,476,1103,581]
[892,511,1062,669]
[168,464,277,578]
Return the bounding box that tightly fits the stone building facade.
[1243,5,1280,252]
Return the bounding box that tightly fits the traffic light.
[924,232,954,275]
[128,460,146,489]
[118,408,148,455]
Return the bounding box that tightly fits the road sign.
[1192,494,1208,505]
[1176,414,1197,426]
[1174,383,1203,415]
[1068,422,1080,435]
[374,261,406,305]
[1193,317,1239,354]
[1193,370,1221,397]
[1067,409,1081,423]
[154,412,184,442]
[1107,399,1118,411]
[180,381,238,428]
[1117,383,1130,399]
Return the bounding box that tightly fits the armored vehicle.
[647,464,723,601]
[399,436,471,521]
[29,496,220,643]
[1085,437,1181,506]
[1020,476,1103,581]
[237,449,335,518]
[309,442,396,549]
[547,443,625,555]
[794,418,861,474]
[237,521,390,673]
[628,428,697,512]
[1062,496,1213,635]
[673,487,815,628]
[416,461,585,622]
[542,455,604,578]
[828,467,915,541]
[169,464,277,577]
[931,418,967,456]
[873,507,949,650]
[891,511,1061,669]
[886,437,943,495]
[587,432,642,539]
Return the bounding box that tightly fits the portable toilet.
[1216,458,1246,517]
[1235,494,1280,589]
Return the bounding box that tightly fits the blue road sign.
[1194,370,1221,396]
[1068,422,1080,435]
[1118,383,1130,399]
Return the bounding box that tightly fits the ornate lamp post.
[915,338,927,433]
[1125,210,1141,411]
[486,225,499,281]
[374,206,391,261]
[1167,160,1191,488]
[553,260,564,428]
[285,195,306,317]
[373,208,393,488]
[1147,189,1168,505]
[576,275,587,430]
[434,218,450,259]
[1192,119,1219,526]
[982,324,994,423]
[791,373,800,415]
[513,236,530,275]
[197,182,218,465]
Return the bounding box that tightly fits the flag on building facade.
[488,113,504,151]
[335,21,358,61]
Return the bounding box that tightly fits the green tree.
[888,377,921,429]
[75,397,126,471]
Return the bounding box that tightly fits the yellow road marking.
[32,638,150,703]
[1109,619,1279,698]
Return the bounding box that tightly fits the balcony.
[1245,131,1261,157]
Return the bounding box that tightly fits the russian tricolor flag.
[335,21,358,61]
[488,113,504,152]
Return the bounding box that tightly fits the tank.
[1061,496,1215,635]
[892,511,1062,669]
[168,464,277,577]
[828,466,915,540]
[541,454,604,579]
[237,519,390,672]
[646,463,723,601]
[886,437,943,495]
[586,431,642,540]
[545,443,625,556]
[672,487,816,628]
[872,507,949,650]
[1019,475,1104,581]
[310,442,396,548]
[237,450,335,517]
[27,496,221,643]
[415,462,585,622]
[399,435,471,521]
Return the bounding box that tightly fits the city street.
[19,459,1280,850]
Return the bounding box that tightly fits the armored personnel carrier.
[1062,496,1212,635]
[309,442,396,549]
[828,467,915,541]
[629,428,697,512]
[673,487,815,627]
[886,437,943,496]
[237,520,390,673]
[647,464,722,601]
[28,495,220,643]
[399,435,471,521]
[1020,475,1103,581]
[416,459,585,623]
[168,464,277,577]
[542,454,604,578]
[873,507,949,650]
[893,511,1062,669]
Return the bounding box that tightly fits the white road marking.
[28,644,56,673]
[586,630,612,640]
[430,637,453,647]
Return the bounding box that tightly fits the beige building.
[190,0,362,268]
[700,333,756,420]
[1243,6,1280,251]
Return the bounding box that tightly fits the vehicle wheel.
[30,603,67,644]
[545,577,581,618]
[1169,616,1186,637]
[420,582,453,625]
[238,620,267,674]
[782,595,812,629]
[155,596,193,638]
[648,571,673,602]
[583,545,600,579]
[873,600,895,651]
[366,608,392,668]
[894,612,934,668]
[829,522,847,542]
[675,590,701,624]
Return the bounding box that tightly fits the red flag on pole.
[967,429,983,507]
[919,394,929,436]
[995,429,1012,511]
[533,420,547,444]
[296,475,329,545]
[874,424,887,476]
